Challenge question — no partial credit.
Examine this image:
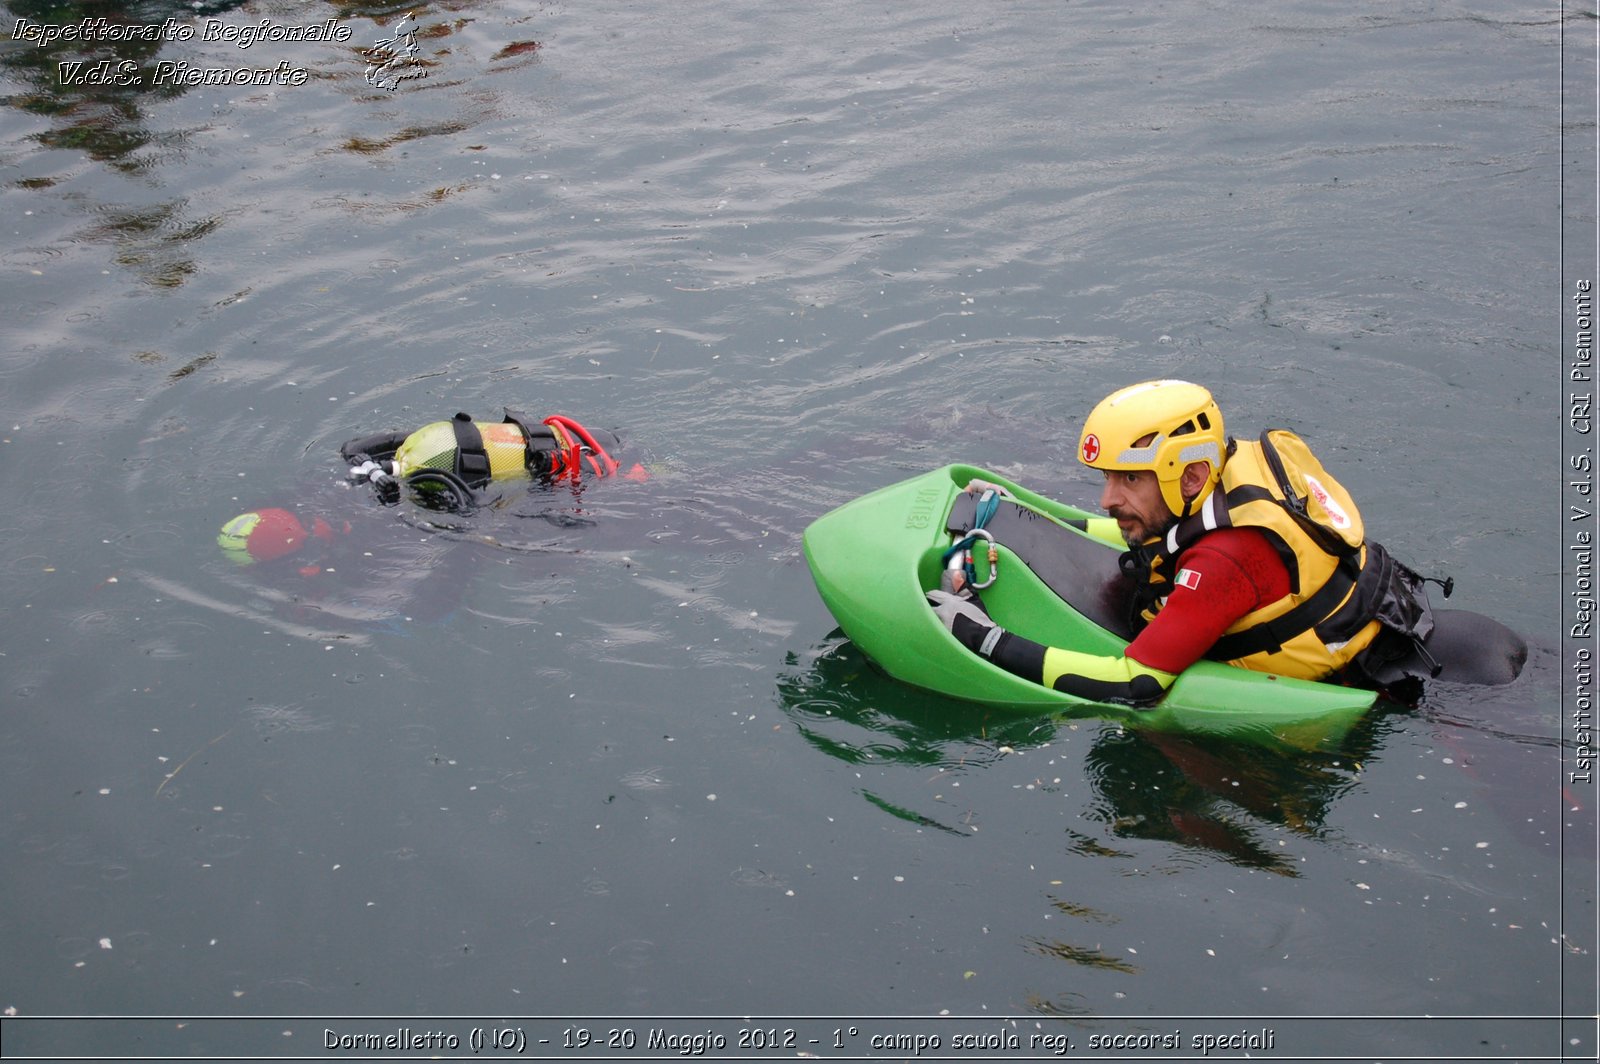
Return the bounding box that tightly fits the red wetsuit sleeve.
[1125,528,1291,675]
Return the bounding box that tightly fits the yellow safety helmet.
[1078,379,1226,518]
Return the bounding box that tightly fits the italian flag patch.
[1175,567,1202,591]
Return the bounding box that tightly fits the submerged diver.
[216,409,647,630]
[339,408,647,511]
[222,408,644,561]
[927,379,1526,706]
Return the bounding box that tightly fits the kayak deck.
[802,464,1376,746]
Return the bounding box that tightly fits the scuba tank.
[341,409,642,510]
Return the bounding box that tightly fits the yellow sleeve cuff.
[1040,647,1177,704]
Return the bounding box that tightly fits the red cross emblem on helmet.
[1080,433,1101,463]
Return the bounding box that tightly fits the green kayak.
[802,464,1377,746]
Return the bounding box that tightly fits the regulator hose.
[402,469,479,513]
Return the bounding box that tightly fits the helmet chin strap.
[1173,460,1219,521]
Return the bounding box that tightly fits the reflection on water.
[776,635,1057,768]
[1081,725,1379,877]
[776,633,1387,877]
[1,0,485,293]
[3,1,269,168]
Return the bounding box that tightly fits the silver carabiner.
[966,527,999,590]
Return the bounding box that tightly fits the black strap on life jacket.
[449,412,493,485]
[1116,543,1166,635]
[1205,552,1365,662]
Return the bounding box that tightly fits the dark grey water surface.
[1,0,1593,1059]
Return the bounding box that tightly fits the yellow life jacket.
[1127,430,1433,682]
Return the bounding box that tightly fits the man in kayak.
[927,379,1499,705]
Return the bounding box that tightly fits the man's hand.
[927,584,1006,659]
[927,588,990,632]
